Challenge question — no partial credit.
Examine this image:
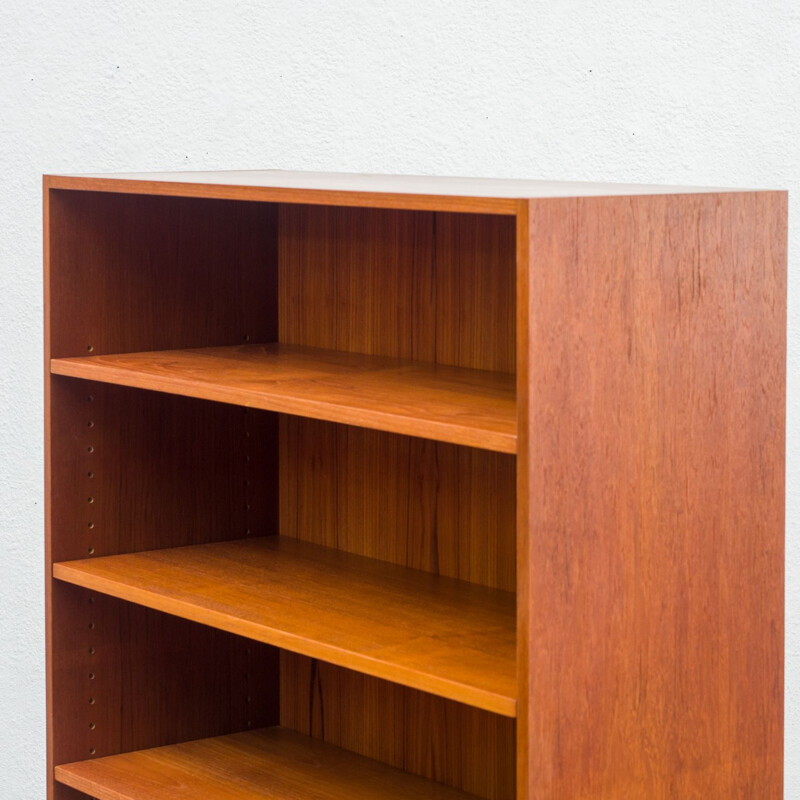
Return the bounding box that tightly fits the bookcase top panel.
[45,169,753,214]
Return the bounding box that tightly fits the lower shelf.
[53,536,516,716]
[55,726,478,800]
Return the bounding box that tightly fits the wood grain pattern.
[281,653,515,800]
[280,418,516,591]
[47,188,277,359]
[275,203,518,798]
[433,213,516,372]
[45,183,279,800]
[279,205,515,371]
[51,344,517,453]
[54,536,517,716]
[47,379,280,800]
[517,192,787,798]
[55,727,481,800]
[48,377,277,563]
[279,205,434,357]
[51,585,278,775]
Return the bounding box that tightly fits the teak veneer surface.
[280,418,517,592]
[51,586,278,769]
[45,173,787,800]
[280,653,516,800]
[278,206,516,372]
[516,191,786,797]
[53,536,517,717]
[44,188,280,799]
[55,726,479,800]
[50,344,516,453]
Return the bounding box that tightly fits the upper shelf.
[51,343,517,453]
[44,169,739,215]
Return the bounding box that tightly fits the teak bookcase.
[44,171,786,799]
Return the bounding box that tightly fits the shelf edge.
[53,560,517,718]
[50,357,518,454]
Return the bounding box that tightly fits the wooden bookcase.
[44,171,786,799]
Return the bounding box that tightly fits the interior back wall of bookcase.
[276,203,517,800]
[49,191,516,365]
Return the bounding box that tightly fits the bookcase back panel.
[278,205,515,372]
[47,190,278,359]
[54,785,92,800]
[51,583,278,798]
[49,377,278,562]
[280,652,515,800]
[280,417,516,591]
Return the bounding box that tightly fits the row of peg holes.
[244,410,252,536]
[87,390,97,753]
[88,594,96,754]
[81,379,257,744]
[244,411,254,727]
[87,393,95,555]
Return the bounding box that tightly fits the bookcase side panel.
[517,193,786,798]
[45,187,282,799]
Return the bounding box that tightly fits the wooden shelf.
[55,726,478,800]
[50,344,517,453]
[53,536,517,717]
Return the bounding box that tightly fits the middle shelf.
[54,535,517,717]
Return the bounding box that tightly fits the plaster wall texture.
[1,1,798,796]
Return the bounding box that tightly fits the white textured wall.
[1,1,797,797]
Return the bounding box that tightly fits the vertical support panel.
[517,193,786,797]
